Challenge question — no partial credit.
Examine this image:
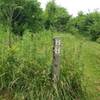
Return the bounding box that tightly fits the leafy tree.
[68,11,100,41]
[23,0,43,33]
[44,0,71,32]
[72,12,88,35]
[54,7,71,32]
[44,0,56,29]
[0,0,25,47]
[87,11,100,40]
[0,0,43,36]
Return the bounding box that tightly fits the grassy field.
[0,30,100,100]
[60,33,100,100]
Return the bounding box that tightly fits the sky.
[38,0,100,16]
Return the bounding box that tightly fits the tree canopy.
[0,0,100,41]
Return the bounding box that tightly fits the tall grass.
[0,30,87,100]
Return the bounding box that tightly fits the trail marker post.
[52,37,61,83]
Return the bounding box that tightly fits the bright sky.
[38,0,100,16]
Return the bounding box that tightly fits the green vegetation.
[0,0,100,100]
[0,31,84,100]
[0,31,100,100]
[0,0,100,41]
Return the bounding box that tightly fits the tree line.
[0,0,100,41]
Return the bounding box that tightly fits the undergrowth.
[0,31,87,100]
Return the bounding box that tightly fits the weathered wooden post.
[52,37,61,83]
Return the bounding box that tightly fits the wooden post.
[52,37,61,83]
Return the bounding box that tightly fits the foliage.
[68,11,100,41]
[0,0,43,36]
[87,11,100,41]
[0,1,100,99]
[44,0,71,32]
[0,31,87,100]
[0,0,100,42]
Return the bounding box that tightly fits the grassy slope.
[83,41,100,100]
[0,31,100,99]
[49,32,100,100]
[62,33,100,100]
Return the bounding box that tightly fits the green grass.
[0,30,100,100]
[60,33,100,99]
[82,41,100,100]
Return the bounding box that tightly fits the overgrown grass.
[0,30,99,100]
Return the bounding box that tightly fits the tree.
[24,0,43,33]
[0,0,43,36]
[44,0,71,32]
[68,11,100,41]
[0,0,25,47]
[87,11,100,40]
[44,0,56,29]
